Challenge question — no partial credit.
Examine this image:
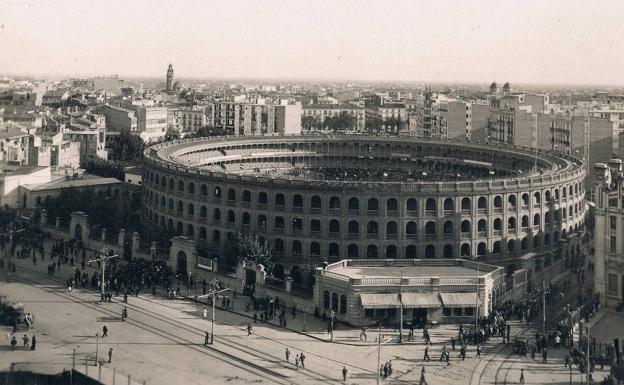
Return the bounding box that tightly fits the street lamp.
[198,280,230,344]
[88,247,118,302]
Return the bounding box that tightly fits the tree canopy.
[108,130,145,162]
[225,233,273,272]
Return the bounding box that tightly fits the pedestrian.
[477,344,482,358]
[247,323,253,336]
[300,352,305,368]
[102,325,108,338]
[205,331,210,345]
[423,346,430,361]
[30,335,36,350]
[285,348,290,362]
[202,308,208,319]
[108,348,113,363]
[519,368,525,384]
[22,334,29,347]
[10,335,17,349]
[419,367,427,385]
[451,337,456,350]
[342,365,347,381]
[564,354,571,368]
[295,354,299,369]
[445,351,450,366]
[542,347,548,363]
[253,312,257,323]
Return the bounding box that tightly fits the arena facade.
[142,134,587,293]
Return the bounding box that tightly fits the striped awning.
[401,292,442,308]
[360,293,401,309]
[440,292,479,307]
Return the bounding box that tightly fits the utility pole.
[542,280,546,336]
[475,262,480,329]
[399,271,403,344]
[197,280,230,344]
[586,324,590,385]
[88,247,118,302]
[95,332,99,365]
[376,323,382,385]
[7,227,25,264]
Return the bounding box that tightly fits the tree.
[82,158,125,181]
[193,126,228,138]
[224,233,273,272]
[108,130,145,162]
[301,116,316,130]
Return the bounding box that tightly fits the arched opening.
[406,245,416,258]
[293,194,303,209]
[386,198,398,212]
[461,220,471,233]
[425,245,435,258]
[348,220,359,236]
[275,193,285,207]
[340,295,347,314]
[367,244,378,258]
[348,244,359,258]
[348,197,359,211]
[443,244,453,258]
[310,242,320,257]
[368,198,379,212]
[329,196,341,210]
[177,250,187,276]
[331,293,339,312]
[329,243,340,259]
[406,198,417,213]
[477,242,486,256]
[425,198,436,213]
[461,243,471,257]
[386,245,397,258]
[324,291,330,309]
[74,224,83,240]
[461,197,471,211]
[444,198,454,211]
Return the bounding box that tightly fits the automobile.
[513,337,528,355]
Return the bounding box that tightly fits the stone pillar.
[118,229,126,257]
[150,241,158,260]
[55,217,60,230]
[132,232,140,257]
[212,258,219,273]
[40,209,48,226]
[101,228,107,242]
[285,276,293,293]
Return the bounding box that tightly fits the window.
[611,236,617,253]
[453,308,463,317]
[608,274,618,294]
[611,216,617,230]
[442,308,452,317]
[464,307,475,317]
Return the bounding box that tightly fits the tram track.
[13,264,378,384]
[6,270,293,385]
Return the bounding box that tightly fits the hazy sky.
[2,0,624,85]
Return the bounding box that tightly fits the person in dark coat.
[30,335,36,350]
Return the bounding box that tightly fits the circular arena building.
[142,135,586,287]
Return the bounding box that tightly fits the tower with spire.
[166,64,174,93]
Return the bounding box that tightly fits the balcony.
[329,208,340,216]
[533,225,540,231]
[507,228,516,235]
[444,210,454,217]
[406,210,417,217]
[227,200,237,207]
[461,232,470,240]
[226,221,236,229]
[213,197,221,204]
[348,209,359,216]
[425,210,437,217]
[186,193,195,200]
[213,219,221,226]
[275,204,285,212]
[425,234,437,240]
[257,224,266,233]
[521,227,529,233]
[478,231,487,238]
[293,206,303,213]
[493,230,502,236]
[386,234,398,240]
[187,214,195,220]
[387,210,398,217]
[533,203,540,209]
[461,209,471,215]
[310,231,321,238]
[368,210,379,217]
[508,206,517,213]
[477,208,487,215]
[241,201,251,208]
[521,205,529,211]
[241,224,251,232]
[406,234,418,240]
[329,232,340,239]
[198,216,207,224]
[292,229,302,236]
[258,203,267,211]
[311,208,321,215]
[367,233,378,240]
[273,227,284,235]
[167,209,174,216]
[493,207,502,213]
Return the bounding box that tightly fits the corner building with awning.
[314,259,505,326]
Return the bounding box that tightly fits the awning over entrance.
[439,292,479,307]
[401,292,442,308]
[360,293,401,309]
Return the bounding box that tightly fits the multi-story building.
[179,105,213,133]
[212,100,301,136]
[0,124,33,165]
[100,104,138,133]
[594,159,624,306]
[301,104,365,131]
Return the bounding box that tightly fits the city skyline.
[2,0,624,85]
